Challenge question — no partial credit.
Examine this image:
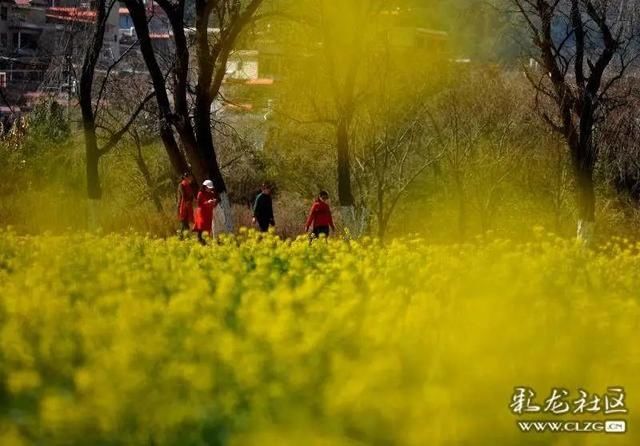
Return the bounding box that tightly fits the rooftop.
[46,7,97,24]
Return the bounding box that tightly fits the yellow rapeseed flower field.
[0,229,638,445]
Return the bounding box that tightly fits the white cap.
[203,180,214,189]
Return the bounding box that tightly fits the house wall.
[0,1,13,54]
[103,0,119,59]
[226,58,259,81]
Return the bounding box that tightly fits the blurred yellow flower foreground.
[0,229,639,446]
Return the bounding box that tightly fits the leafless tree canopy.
[512,0,640,234]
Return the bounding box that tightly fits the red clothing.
[305,199,335,230]
[178,179,195,223]
[194,190,218,234]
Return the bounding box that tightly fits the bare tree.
[99,68,172,215]
[512,0,640,242]
[438,71,538,238]
[267,0,386,235]
[596,87,640,210]
[350,40,446,240]
[353,96,442,240]
[124,0,265,231]
[79,0,155,211]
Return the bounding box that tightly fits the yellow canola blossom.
[0,230,639,445]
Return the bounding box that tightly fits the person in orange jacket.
[305,190,336,239]
[194,180,218,245]
[176,172,195,239]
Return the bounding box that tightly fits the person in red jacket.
[194,180,218,245]
[176,172,195,239]
[305,190,336,239]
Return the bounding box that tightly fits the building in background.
[1,1,450,130]
[0,0,58,117]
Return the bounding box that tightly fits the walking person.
[252,183,275,233]
[176,172,195,239]
[305,190,336,239]
[194,180,218,245]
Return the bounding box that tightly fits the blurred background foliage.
[1,0,640,242]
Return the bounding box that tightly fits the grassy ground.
[0,229,638,445]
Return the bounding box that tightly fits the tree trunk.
[164,4,202,177]
[87,199,100,229]
[575,163,595,244]
[193,2,233,231]
[194,96,223,188]
[193,92,234,232]
[79,0,107,201]
[337,118,355,207]
[337,116,360,236]
[84,123,102,200]
[217,192,233,233]
[80,71,100,199]
[569,125,596,244]
[80,106,106,227]
[159,122,189,175]
[378,213,389,241]
[376,182,387,240]
[125,0,190,176]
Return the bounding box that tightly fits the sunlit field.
[0,229,638,445]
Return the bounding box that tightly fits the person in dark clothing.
[252,183,275,232]
[305,190,336,239]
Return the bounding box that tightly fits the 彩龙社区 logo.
[509,386,628,434]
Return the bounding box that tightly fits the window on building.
[1,33,7,48]
[15,32,38,50]
[1,6,8,21]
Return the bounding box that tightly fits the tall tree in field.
[78,0,155,218]
[268,0,385,235]
[315,0,386,234]
[124,0,265,231]
[512,0,640,242]
[268,0,448,236]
